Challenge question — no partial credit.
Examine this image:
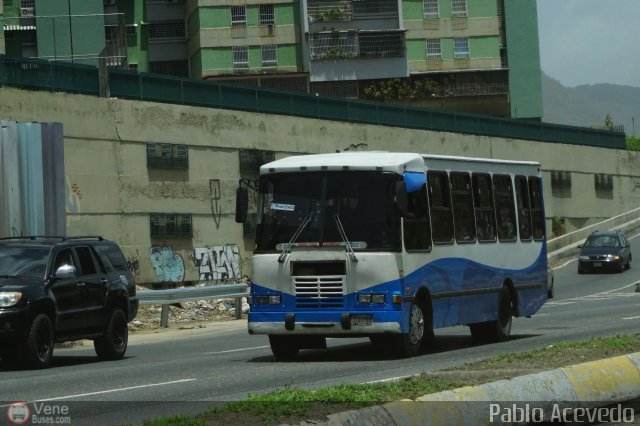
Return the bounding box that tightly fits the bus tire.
[269,335,299,361]
[399,301,425,357]
[470,288,513,343]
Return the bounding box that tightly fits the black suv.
[0,236,138,368]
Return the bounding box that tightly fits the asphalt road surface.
[1,237,639,425]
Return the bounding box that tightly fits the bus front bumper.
[248,311,403,335]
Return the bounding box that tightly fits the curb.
[304,352,640,425]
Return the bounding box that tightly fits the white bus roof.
[260,152,540,175]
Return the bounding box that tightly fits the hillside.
[541,73,640,135]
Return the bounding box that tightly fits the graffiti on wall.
[65,179,83,215]
[210,179,222,229]
[149,246,185,283]
[192,245,240,281]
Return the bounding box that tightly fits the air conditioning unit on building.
[20,7,35,17]
[267,24,275,36]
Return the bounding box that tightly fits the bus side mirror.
[235,187,248,223]
[395,181,408,216]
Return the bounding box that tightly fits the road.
[1,240,639,425]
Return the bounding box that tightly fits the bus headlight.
[358,294,371,304]
[371,294,385,304]
[0,292,22,307]
[256,295,281,305]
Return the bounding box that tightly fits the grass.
[141,334,640,426]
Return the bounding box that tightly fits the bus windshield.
[255,171,400,252]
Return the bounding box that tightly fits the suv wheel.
[22,314,54,369]
[94,309,128,361]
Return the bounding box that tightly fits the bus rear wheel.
[470,288,513,343]
[268,335,299,361]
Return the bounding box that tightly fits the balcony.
[307,0,398,23]
[309,30,405,61]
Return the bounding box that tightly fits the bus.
[235,152,549,360]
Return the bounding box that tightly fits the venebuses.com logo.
[6,402,72,425]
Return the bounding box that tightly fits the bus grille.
[293,276,345,308]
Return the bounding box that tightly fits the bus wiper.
[333,214,358,263]
[278,214,312,263]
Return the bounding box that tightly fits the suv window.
[54,248,75,271]
[75,246,100,275]
[94,244,129,273]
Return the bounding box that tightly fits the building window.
[146,143,189,169]
[594,174,613,192]
[232,46,249,69]
[126,24,137,37]
[310,31,358,60]
[453,37,469,59]
[426,38,441,59]
[21,30,37,47]
[231,5,247,27]
[150,214,193,238]
[423,0,439,19]
[239,149,275,174]
[261,44,277,67]
[551,171,572,190]
[148,21,186,39]
[451,0,467,18]
[259,4,275,25]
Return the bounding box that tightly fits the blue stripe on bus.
[250,246,547,333]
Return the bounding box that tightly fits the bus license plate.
[351,314,372,327]
[594,262,602,267]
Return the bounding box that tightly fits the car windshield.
[584,235,620,248]
[0,246,50,279]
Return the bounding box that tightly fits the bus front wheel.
[399,302,425,357]
[269,335,299,361]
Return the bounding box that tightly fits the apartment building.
[0,0,542,119]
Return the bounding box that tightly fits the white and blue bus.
[236,152,549,360]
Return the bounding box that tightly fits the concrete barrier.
[303,352,640,425]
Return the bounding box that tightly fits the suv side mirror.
[395,181,408,216]
[235,187,249,223]
[55,264,76,279]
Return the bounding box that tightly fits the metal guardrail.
[138,283,249,327]
[547,206,640,254]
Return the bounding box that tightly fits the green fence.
[0,54,626,149]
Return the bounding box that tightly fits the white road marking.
[204,345,269,355]
[0,379,197,406]
[622,316,640,320]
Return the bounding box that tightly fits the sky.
[536,0,640,88]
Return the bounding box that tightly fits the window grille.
[451,0,467,17]
[232,46,249,69]
[148,21,186,39]
[423,0,438,19]
[261,44,277,67]
[146,143,189,169]
[149,61,189,77]
[259,4,275,25]
[150,214,193,238]
[358,31,404,58]
[239,149,275,174]
[594,174,614,192]
[310,31,357,60]
[126,25,137,37]
[426,38,441,59]
[453,37,469,59]
[551,171,572,190]
[19,0,34,8]
[231,6,247,26]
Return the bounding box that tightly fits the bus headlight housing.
[358,294,385,304]
[371,294,385,304]
[256,295,281,305]
[358,294,371,304]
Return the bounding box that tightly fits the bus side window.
[528,177,545,240]
[493,175,517,241]
[404,184,432,251]
[472,173,496,242]
[450,172,476,243]
[515,176,532,241]
[427,171,454,244]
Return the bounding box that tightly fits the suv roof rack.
[0,235,104,241]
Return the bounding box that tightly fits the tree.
[604,114,614,130]
[626,135,640,151]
